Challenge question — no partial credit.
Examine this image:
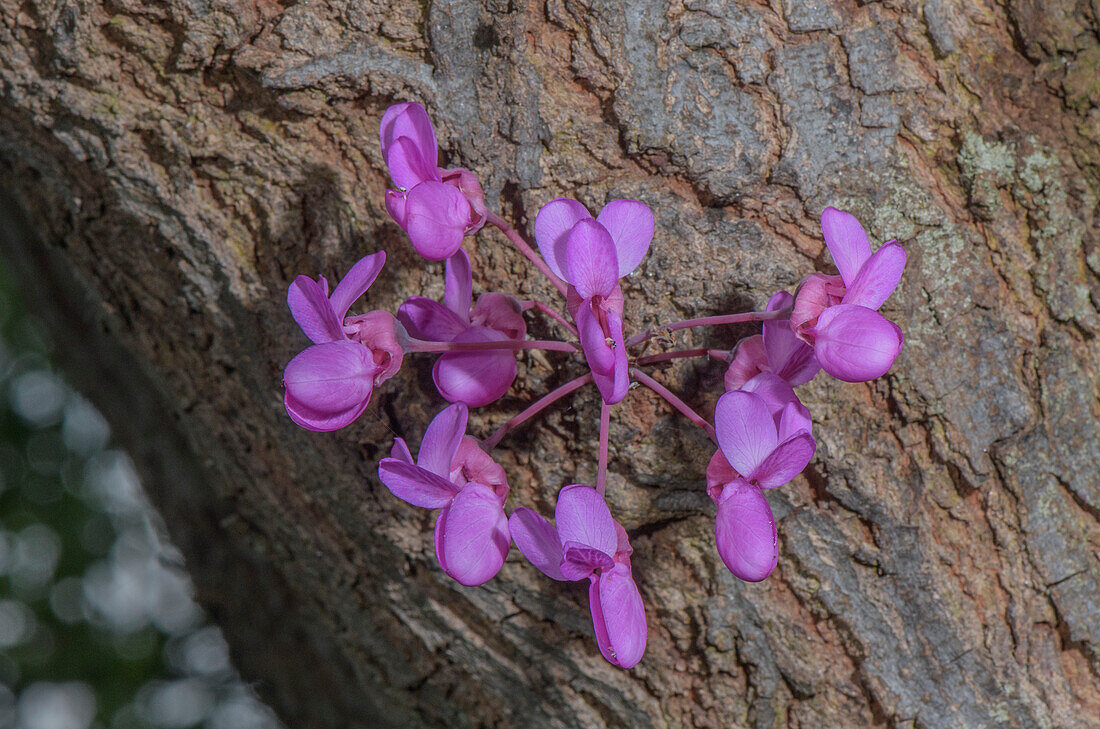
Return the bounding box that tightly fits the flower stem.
[596,400,610,497]
[626,307,791,348]
[406,337,580,353]
[482,373,594,450]
[520,299,579,337]
[629,367,717,444]
[634,348,731,367]
[486,211,569,297]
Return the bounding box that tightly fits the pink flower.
[790,208,906,382]
[707,377,816,582]
[283,252,404,431]
[533,198,655,404]
[380,103,487,260]
[377,403,510,586]
[509,485,647,668]
[398,250,527,407]
[725,291,820,390]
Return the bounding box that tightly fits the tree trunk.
[2,1,1099,727]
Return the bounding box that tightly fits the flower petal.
[344,310,405,384]
[417,402,468,478]
[576,301,616,376]
[282,341,377,431]
[470,293,526,341]
[403,181,470,261]
[444,249,473,319]
[390,437,414,463]
[705,449,740,500]
[790,273,845,334]
[813,304,903,382]
[596,199,654,277]
[820,207,872,287]
[555,484,617,556]
[384,135,439,190]
[451,436,508,499]
[842,241,906,311]
[561,541,615,581]
[329,251,386,322]
[380,103,439,189]
[740,372,799,419]
[380,103,438,167]
[714,390,779,479]
[762,291,819,386]
[378,458,461,509]
[753,432,816,488]
[533,198,592,281]
[434,483,510,586]
[714,479,778,582]
[397,296,469,342]
[590,564,647,668]
[776,400,813,441]
[591,309,630,405]
[508,508,566,581]
[385,189,408,227]
[724,335,767,391]
[440,167,487,232]
[432,328,518,408]
[565,219,620,298]
[287,276,344,344]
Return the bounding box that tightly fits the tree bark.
[2,1,1099,727]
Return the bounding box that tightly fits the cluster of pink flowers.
[281,103,906,669]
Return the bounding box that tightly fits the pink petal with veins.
[724,335,768,391]
[509,508,566,581]
[590,564,647,668]
[534,198,592,281]
[843,241,906,311]
[434,483,510,586]
[416,403,468,478]
[555,485,617,556]
[813,304,903,382]
[397,297,468,342]
[444,249,473,319]
[714,390,778,479]
[287,275,344,344]
[283,341,377,431]
[380,103,439,189]
[714,479,778,582]
[328,251,386,322]
[564,219,619,298]
[403,181,471,261]
[821,207,872,287]
[378,459,461,509]
[753,432,816,489]
[432,327,518,407]
[596,199,654,277]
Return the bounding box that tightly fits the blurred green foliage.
[0,263,279,729]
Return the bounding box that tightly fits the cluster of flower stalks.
[281,102,906,669]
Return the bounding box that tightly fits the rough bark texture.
[2,1,1100,727]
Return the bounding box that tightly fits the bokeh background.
[0,265,282,729]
